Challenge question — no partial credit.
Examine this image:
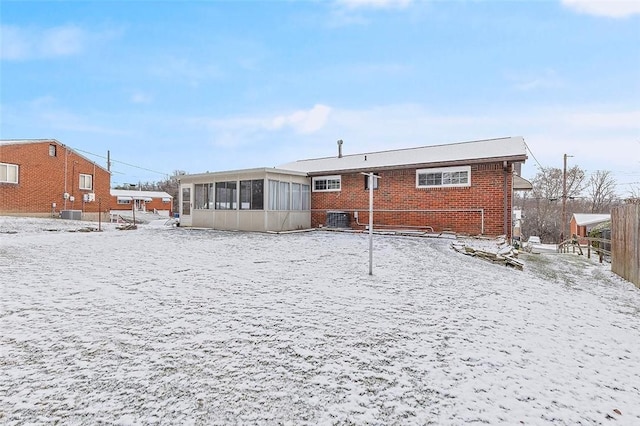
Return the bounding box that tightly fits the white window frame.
[416,166,471,189]
[79,174,93,190]
[0,162,19,184]
[312,175,341,192]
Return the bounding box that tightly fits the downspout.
[503,161,509,237]
[64,147,68,210]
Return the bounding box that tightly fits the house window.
[49,144,57,157]
[194,183,214,209]
[290,183,311,210]
[240,179,264,210]
[313,175,341,192]
[268,180,294,210]
[278,181,290,210]
[364,173,379,190]
[0,163,19,184]
[79,174,93,190]
[416,166,470,188]
[162,197,171,204]
[117,198,131,205]
[215,181,237,210]
[301,184,310,210]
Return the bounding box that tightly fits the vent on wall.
[326,211,350,228]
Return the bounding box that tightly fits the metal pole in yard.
[361,172,381,276]
[369,173,374,276]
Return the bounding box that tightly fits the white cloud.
[271,104,332,134]
[0,24,86,60]
[184,104,332,150]
[336,0,414,9]
[561,0,640,18]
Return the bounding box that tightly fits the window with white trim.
[79,174,93,190]
[313,175,341,192]
[416,166,470,188]
[117,198,131,205]
[0,163,19,184]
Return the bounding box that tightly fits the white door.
[180,185,192,226]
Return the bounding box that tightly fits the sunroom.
[178,168,311,232]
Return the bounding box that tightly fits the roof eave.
[306,154,528,176]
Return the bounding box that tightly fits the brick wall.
[0,141,112,218]
[311,162,514,237]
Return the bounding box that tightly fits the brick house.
[110,189,174,217]
[278,137,528,238]
[570,213,611,242]
[0,139,111,220]
[178,137,528,237]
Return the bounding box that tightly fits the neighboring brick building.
[0,139,111,220]
[279,137,528,238]
[570,213,611,243]
[110,189,174,217]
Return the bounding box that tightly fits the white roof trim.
[277,136,527,174]
[111,189,172,199]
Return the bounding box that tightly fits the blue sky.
[1,0,639,194]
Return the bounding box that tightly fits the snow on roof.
[572,213,611,226]
[278,136,527,174]
[0,138,59,146]
[111,189,173,200]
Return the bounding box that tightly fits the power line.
[72,146,169,176]
[523,140,545,170]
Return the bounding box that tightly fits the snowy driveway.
[1,217,639,425]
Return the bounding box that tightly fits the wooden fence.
[612,203,640,288]
[558,237,611,263]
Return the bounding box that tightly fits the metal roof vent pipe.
[337,139,343,158]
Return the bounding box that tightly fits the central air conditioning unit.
[326,211,350,228]
[60,210,82,220]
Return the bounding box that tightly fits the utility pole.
[561,153,573,243]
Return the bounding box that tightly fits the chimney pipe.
[337,139,343,158]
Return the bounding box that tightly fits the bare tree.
[626,184,640,202]
[521,166,586,242]
[586,170,617,213]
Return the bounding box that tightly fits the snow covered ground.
[1,216,639,425]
